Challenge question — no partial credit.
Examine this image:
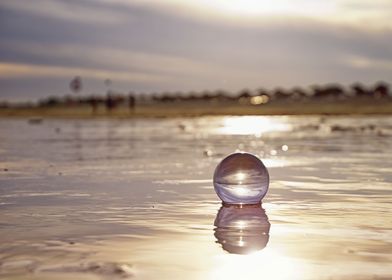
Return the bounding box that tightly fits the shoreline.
[1,100,392,118]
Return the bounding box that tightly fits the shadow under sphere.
[214,204,270,255]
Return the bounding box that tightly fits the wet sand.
[0,116,391,279]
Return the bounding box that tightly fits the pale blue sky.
[0,0,391,101]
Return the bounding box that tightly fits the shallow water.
[0,116,391,279]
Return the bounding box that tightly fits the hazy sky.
[0,0,391,101]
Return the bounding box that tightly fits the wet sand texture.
[0,116,391,279]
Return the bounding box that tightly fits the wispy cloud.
[344,55,392,71]
[93,0,392,28]
[0,41,233,78]
[0,0,391,100]
[0,61,169,83]
[0,41,260,91]
[0,0,130,24]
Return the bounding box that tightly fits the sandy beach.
[0,115,391,279]
[2,99,392,118]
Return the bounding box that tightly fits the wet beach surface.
[0,116,391,279]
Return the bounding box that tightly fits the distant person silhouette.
[89,96,98,114]
[105,92,116,113]
[128,94,136,113]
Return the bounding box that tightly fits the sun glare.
[204,0,280,16]
[209,248,306,280]
[235,172,246,181]
[219,116,291,136]
[156,0,341,23]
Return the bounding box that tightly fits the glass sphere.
[213,152,269,205]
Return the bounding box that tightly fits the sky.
[0,0,391,101]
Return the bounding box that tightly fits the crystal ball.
[213,152,269,205]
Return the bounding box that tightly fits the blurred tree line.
[0,80,390,109]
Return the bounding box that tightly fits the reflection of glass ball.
[213,152,269,205]
[214,205,270,254]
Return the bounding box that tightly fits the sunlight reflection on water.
[210,248,305,280]
[0,116,391,279]
[218,116,292,135]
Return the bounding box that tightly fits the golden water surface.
[0,116,391,279]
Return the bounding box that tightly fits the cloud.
[92,0,392,29]
[0,42,279,94]
[344,55,392,71]
[0,41,232,78]
[0,0,130,24]
[0,0,391,100]
[0,61,168,83]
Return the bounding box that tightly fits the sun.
[204,0,279,16]
[161,0,338,21]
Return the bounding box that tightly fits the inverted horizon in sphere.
[213,152,270,205]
